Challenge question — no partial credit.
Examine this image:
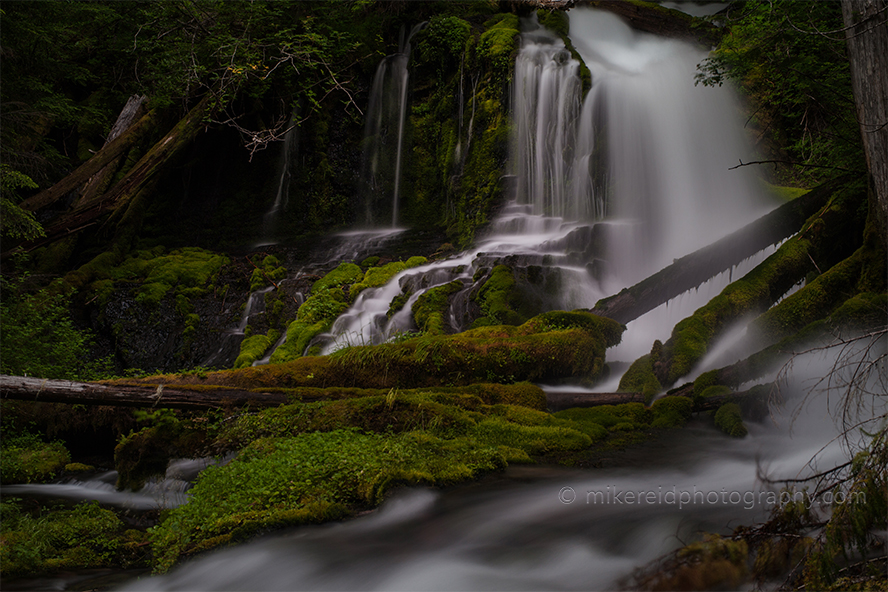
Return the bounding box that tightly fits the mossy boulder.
[714,403,748,437]
[412,280,463,334]
[233,329,280,369]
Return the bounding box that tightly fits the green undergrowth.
[0,500,149,576]
[0,431,70,484]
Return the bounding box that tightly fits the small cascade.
[201,286,275,368]
[360,22,428,227]
[1,457,224,511]
[257,112,298,247]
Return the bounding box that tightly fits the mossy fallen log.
[593,180,843,325]
[620,176,869,390]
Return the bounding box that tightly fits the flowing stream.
[119,344,884,591]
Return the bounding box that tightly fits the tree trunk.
[0,375,288,410]
[592,179,844,325]
[16,109,157,213]
[75,95,148,208]
[842,0,888,246]
[12,98,209,254]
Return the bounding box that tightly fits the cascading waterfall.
[320,8,770,361]
[360,23,427,227]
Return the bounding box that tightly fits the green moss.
[311,262,363,294]
[618,354,663,403]
[270,288,349,363]
[0,500,147,576]
[348,258,427,301]
[471,265,525,327]
[0,432,70,484]
[413,280,463,334]
[233,329,280,369]
[714,403,748,437]
[650,396,694,428]
[149,429,506,571]
[360,256,380,268]
[478,13,519,84]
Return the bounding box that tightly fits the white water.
[3,458,223,511]
[322,9,772,372]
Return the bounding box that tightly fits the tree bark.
[592,177,845,325]
[842,0,888,246]
[0,375,288,410]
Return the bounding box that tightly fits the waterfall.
[257,112,298,247]
[511,19,584,220]
[360,22,427,227]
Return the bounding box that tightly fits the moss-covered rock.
[149,429,506,572]
[714,402,748,437]
[249,255,287,292]
[233,329,280,369]
[348,257,427,301]
[412,280,463,334]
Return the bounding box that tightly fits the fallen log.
[546,391,644,412]
[592,179,844,325]
[0,375,288,410]
[16,109,157,213]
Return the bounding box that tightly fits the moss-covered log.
[650,177,867,386]
[593,181,841,324]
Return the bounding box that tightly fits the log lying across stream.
[0,375,288,410]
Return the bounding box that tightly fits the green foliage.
[0,276,107,380]
[0,431,70,484]
[0,500,147,576]
[478,14,519,85]
[695,1,863,185]
[0,165,43,241]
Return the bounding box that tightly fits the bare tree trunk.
[842,0,888,246]
[16,110,157,213]
[75,95,148,208]
[12,98,209,255]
